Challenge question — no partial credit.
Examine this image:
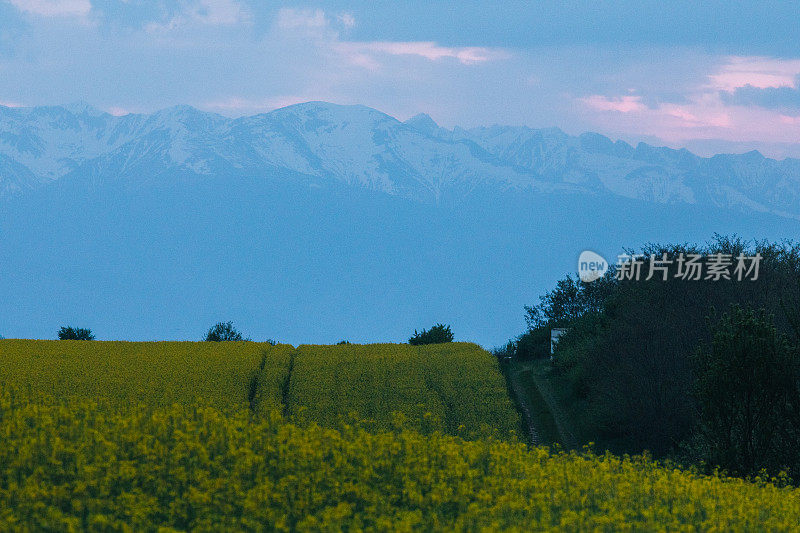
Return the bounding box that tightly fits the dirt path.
[526,365,578,449]
[507,365,540,445]
[506,360,579,449]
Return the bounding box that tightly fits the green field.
[0,339,292,411]
[0,340,518,437]
[2,339,800,531]
[284,343,519,436]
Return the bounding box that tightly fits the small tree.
[58,326,95,340]
[409,323,453,345]
[690,305,798,477]
[204,321,246,342]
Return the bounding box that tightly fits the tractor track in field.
[506,364,540,445]
[281,349,296,418]
[526,366,578,449]
[506,360,579,449]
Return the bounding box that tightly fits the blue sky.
[2,1,800,157]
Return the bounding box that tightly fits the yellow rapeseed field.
[0,341,517,436]
[285,342,520,436]
[0,340,292,411]
[1,391,800,531]
[2,339,798,531]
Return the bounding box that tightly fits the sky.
[1,1,800,157]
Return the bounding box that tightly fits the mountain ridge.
[1,101,799,219]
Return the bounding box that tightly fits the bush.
[492,341,515,359]
[514,327,552,359]
[689,305,799,478]
[57,326,94,340]
[409,324,453,345]
[204,322,246,342]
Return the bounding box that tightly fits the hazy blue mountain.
[0,154,40,196]
[1,102,799,345]
[3,101,800,217]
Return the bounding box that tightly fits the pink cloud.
[339,41,501,65]
[708,56,800,91]
[106,106,132,116]
[201,95,321,115]
[145,0,251,33]
[582,91,800,146]
[578,54,800,146]
[582,95,646,113]
[337,13,355,29]
[272,9,504,71]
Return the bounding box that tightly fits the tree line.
[23,322,455,346]
[502,235,800,480]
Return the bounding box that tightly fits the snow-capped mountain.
[3,101,800,345]
[1,101,799,219]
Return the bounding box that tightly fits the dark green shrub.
[409,324,453,345]
[204,322,246,342]
[58,327,94,340]
[689,305,799,478]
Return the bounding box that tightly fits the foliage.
[511,326,552,359]
[409,323,454,345]
[57,326,95,340]
[510,236,800,469]
[689,305,800,478]
[513,273,615,360]
[204,321,247,342]
[524,273,614,330]
[3,391,800,531]
[491,340,515,359]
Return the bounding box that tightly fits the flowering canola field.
[284,343,520,436]
[0,340,519,437]
[2,340,799,531]
[0,339,293,412]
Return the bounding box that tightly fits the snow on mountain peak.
[61,101,104,117]
[404,113,441,136]
[1,101,799,219]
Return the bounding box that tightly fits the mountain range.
[1,102,799,345]
[2,101,800,219]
